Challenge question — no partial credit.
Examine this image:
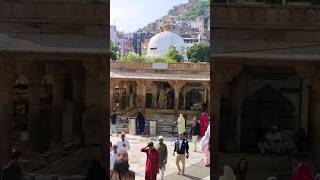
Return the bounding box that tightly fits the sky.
[110,0,188,33]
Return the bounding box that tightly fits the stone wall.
[110,62,210,75]
[0,1,107,35]
[213,4,320,41]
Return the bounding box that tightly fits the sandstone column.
[110,80,115,111]
[203,81,210,112]
[0,63,14,165]
[212,63,242,173]
[169,81,185,117]
[311,81,320,168]
[136,80,147,113]
[28,74,42,151]
[72,76,84,144]
[51,73,65,147]
[82,59,107,167]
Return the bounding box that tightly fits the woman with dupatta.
[200,112,209,137]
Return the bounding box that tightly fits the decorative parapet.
[213,4,320,29]
[110,61,210,74]
[0,1,107,24]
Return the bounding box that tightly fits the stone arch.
[184,86,203,110]
[240,84,296,151]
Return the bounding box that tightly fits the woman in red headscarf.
[291,162,314,180]
[200,112,209,137]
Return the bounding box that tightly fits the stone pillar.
[212,63,242,174]
[110,80,115,111]
[151,83,158,108]
[0,64,14,164]
[212,82,223,170]
[310,81,320,168]
[169,81,185,117]
[72,76,83,144]
[51,73,65,147]
[203,82,210,112]
[28,75,42,151]
[136,80,147,113]
[82,60,107,167]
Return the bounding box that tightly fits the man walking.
[110,108,118,136]
[156,136,168,180]
[116,132,130,151]
[173,133,189,176]
[190,117,201,152]
[141,142,160,180]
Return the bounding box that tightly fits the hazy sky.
[110,0,188,33]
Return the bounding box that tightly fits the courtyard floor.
[110,134,210,180]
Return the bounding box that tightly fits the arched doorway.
[185,88,203,110]
[241,85,296,152]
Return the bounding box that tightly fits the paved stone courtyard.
[110,134,210,180]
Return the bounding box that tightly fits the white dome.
[147,31,186,58]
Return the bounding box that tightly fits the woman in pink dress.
[200,112,209,137]
[201,123,210,166]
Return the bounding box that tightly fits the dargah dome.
[147,20,186,58]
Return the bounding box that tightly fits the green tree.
[187,43,210,62]
[110,42,119,61]
[166,46,184,62]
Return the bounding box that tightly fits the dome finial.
[163,17,171,31]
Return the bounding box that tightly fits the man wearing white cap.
[110,147,135,180]
[116,132,130,152]
[156,136,168,180]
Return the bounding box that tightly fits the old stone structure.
[110,62,210,126]
[213,3,320,175]
[0,0,107,177]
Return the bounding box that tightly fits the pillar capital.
[82,60,106,82]
[169,80,185,91]
[136,80,150,88]
[0,62,15,85]
[296,65,318,82]
[213,63,243,83]
[202,81,210,90]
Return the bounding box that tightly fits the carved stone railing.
[213,4,320,29]
[110,61,210,74]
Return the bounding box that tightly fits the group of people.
[258,125,308,157]
[110,109,146,136]
[218,159,248,180]
[217,159,320,180]
[109,109,210,179]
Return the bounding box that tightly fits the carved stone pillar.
[169,81,185,117]
[310,80,320,168]
[136,80,148,113]
[51,73,65,147]
[72,76,84,144]
[202,81,210,112]
[82,59,107,167]
[212,63,243,172]
[110,80,115,111]
[28,73,42,151]
[0,62,14,165]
